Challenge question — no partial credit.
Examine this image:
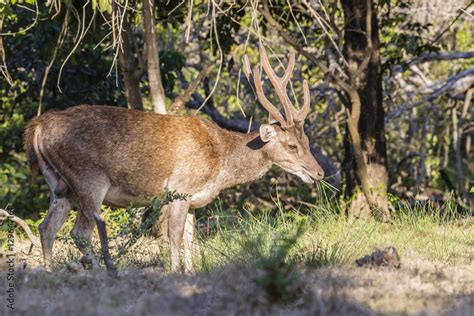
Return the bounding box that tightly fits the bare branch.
[387,67,474,120]
[260,0,351,93]
[425,67,474,102]
[143,0,167,114]
[169,63,214,114]
[0,14,13,86]
[38,5,71,116]
[0,209,40,248]
[408,51,474,66]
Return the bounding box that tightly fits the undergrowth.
[7,195,472,296]
[195,196,472,273]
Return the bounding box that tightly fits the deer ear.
[259,124,277,142]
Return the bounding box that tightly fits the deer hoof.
[79,253,99,270]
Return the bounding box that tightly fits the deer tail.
[23,117,42,183]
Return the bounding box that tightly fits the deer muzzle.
[302,162,325,183]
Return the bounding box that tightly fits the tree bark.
[453,89,472,204]
[118,20,144,110]
[341,0,390,219]
[142,0,167,114]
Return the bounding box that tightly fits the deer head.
[243,47,324,183]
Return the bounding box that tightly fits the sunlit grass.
[194,197,473,272]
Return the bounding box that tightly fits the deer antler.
[243,54,288,126]
[242,47,311,127]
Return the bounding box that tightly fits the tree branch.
[0,209,40,248]
[425,67,474,101]
[143,0,166,114]
[408,51,474,66]
[260,0,351,93]
[388,67,474,120]
[169,63,213,114]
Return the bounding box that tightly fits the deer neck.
[220,130,272,188]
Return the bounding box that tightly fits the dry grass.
[4,252,474,315]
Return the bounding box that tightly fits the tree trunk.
[142,0,167,114]
[118,20,144,110]
[341,0,390,219]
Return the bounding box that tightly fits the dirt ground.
[1,239,473,316]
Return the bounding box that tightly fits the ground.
[1,205,473,315]
[3,248,473,315]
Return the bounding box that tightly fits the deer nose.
[315,167,325,180]
[305,164,325,181]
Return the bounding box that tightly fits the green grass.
[194,198,473,272]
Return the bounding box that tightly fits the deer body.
[29,105,271,209]
[25,47,325,273]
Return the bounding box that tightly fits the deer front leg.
[71,211,98,270]
[94,212,116,274]
[168,200,190,272]
[183,209,196,273]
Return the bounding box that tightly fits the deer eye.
[288,144,297,151]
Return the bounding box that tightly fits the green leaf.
[98,0,112,14]
[470,187,474,193]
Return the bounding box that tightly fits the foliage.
[379,0,440,72]
[249,219,306,302]
[113,190,187,258]
[0,0,472,219]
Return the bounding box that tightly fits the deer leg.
[71,211,98,270]
[94,213,116,275]
[39,195,72,271]
[168,200,190,272]
[74,178,116,274]
[183,209,196,273]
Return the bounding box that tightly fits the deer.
[24,47,324,274]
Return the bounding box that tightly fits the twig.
[38,5,71,116]
[260,0,351,93]
[57,1,96,93]
[0,209,40,248]
[0,1,39,36]
[0,14,13,86]
[430,1,474,45]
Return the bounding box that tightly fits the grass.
[193,199,472,273]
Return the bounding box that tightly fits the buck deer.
[24,47,324,273]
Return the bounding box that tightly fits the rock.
[356,246,401,268]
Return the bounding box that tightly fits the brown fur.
[24,118,40,182]
[25,105,324,272]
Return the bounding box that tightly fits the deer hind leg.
[183,209,197,273]
[74,179,116,275]
[168,200,191,272]
[71,211,98,270]
[39,194,72,271]
[38,161,72,271]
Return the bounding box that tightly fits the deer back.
[29,105,224,201]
